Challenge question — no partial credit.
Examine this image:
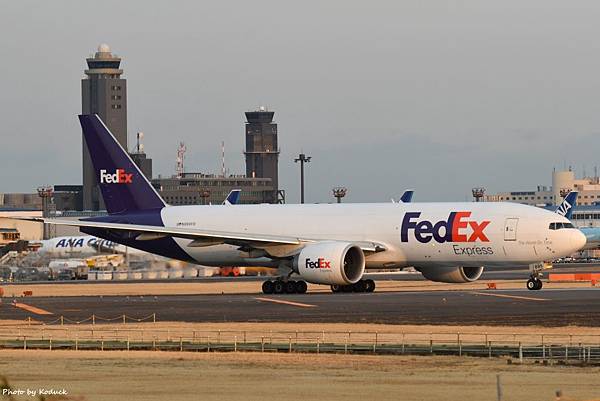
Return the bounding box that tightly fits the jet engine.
[293,241,365,285]
[417,266,484,283]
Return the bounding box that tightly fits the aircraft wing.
[27,218,386,253]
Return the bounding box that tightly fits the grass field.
[1,350,599,401]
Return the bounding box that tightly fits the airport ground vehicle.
[218,266,246,277]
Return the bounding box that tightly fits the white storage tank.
[96,271,112,281]
[142,270,158,280]
[112,271,128,280]
[183,267,198,278]
[168,268,184,279]
[127,271,143,280]
[552,170,575,205]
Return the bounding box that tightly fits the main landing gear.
[262,280,308,294]
[330,279,376,293]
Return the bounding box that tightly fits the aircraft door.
[504,218,518,241]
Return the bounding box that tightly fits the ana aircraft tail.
[555,190,578,219]
[79,114,166,214]
[400,190,414,203]
[223,189,241,205]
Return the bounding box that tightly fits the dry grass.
[0,349,599,401]
[2,321,600,346]
[0,279,595,297]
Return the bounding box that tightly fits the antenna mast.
[221,141,226,177]
[136,132,144,153]
[176,142,186,178]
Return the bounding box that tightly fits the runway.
[8,263,600,286]
[3,287,600,327]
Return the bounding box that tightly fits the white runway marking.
[254,297,317,308]
[471,292,550,302]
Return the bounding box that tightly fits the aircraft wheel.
[353,280,367,292]
[273,280,285,294]
[535,279,543,290]
[330,284,341,293]
[364,279,376,293]
[296,281,308,294]
[285,280,297,294]
[526,279,537,291]
[262,280,274,294]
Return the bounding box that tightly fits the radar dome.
[98,43,111,53]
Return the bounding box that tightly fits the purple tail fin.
[79,114,165,214]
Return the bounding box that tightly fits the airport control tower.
[244,107,280,203]
[81,44,127,210]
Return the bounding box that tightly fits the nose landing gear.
[526,277,543,290]
[526,262,548,291]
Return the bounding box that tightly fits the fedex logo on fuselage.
[305,258,331,269]
[99,169,133,184]
[401,211,491,244]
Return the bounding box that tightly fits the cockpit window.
[549,222,575,230]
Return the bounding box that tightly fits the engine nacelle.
[418,266,484,283]
[293,241,365,285]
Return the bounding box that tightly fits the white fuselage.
[37,236,142,257]
[158,201,585,269]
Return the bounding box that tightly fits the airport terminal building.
[485,169,600,227]
[485,169,600,207]
[152,173,275,205]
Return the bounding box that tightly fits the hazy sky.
[2,1,600,203]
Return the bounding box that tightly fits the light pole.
[332,187,347,203]
[294,153,311,204]
[37,186,54,239]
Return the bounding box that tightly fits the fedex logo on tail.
[401,212,491,243]
[99,169,133,184]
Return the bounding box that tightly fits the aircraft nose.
[571,229,587,252]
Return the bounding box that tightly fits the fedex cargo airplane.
[35,115,586,293]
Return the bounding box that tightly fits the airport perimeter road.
[3,288,600,327]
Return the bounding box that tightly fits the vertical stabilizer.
[79,114,165,214]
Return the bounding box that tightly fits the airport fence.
[0,321,599,364]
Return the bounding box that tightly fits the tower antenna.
[221,141,226,177]
[176,142,186,178]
